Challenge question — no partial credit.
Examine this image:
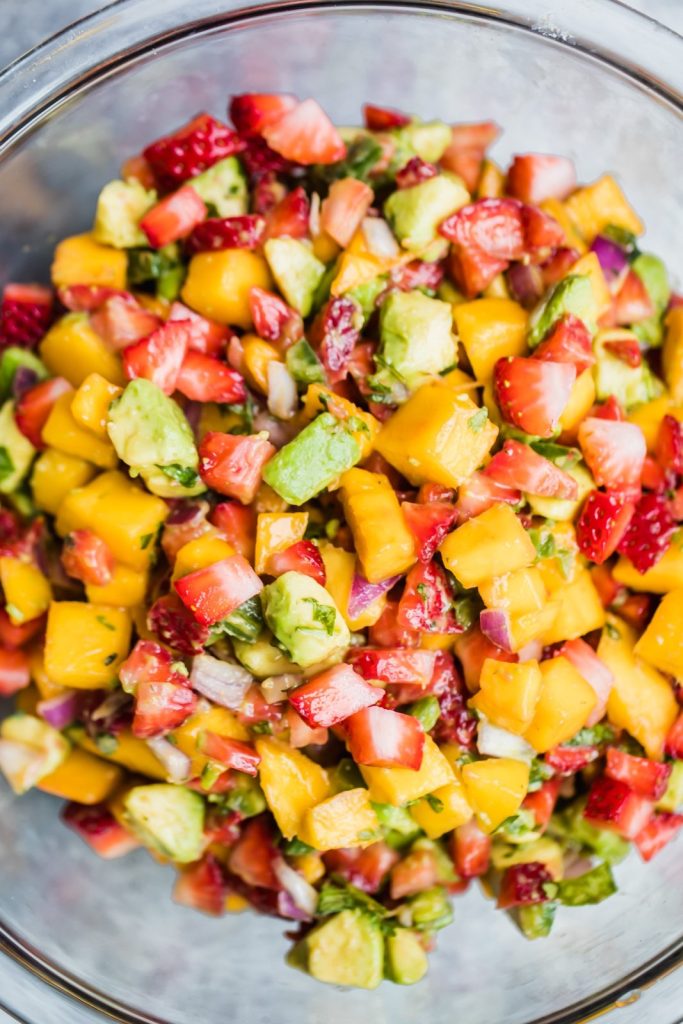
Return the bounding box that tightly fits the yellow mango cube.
[319,542,386,630]
[360,736,454,806]
[539,199,587,253]
[38,747,123,804]
[31,448,96,516]
[255,512,309,574]
[303,385,379,458]
[524,656,597,753]
[628,397,683,452]
[172,706,248,777]
[298,788,380,851]
[599,615,678,760]
[86,563,149,607]
[71,373,122,437]
[491,836,564,880]
[44,601,132,689]
[509,604,559,652]
[256,736,331,838]
[477,160,505,199]
[565,175,644,242]
[542,569,605,645]
[410,775,473,838]
[470,658,542,734]
[51,232,128,290]
[376,382,498,487]
[559,370,596,440]
[634,590,683,678]
[181,249,272,327]
[440,503,536,589]
[56,471,168,570]
[78,728,166,779]
[40,313,125,387]
[340,468,416,583]
[613,545,683,594]
[565,251,611,317]
[461,758,530,833]
[42,391,118,468]
[453,298,528,382]
[172,534,235,580]
[478,566,546,617]
[241,335,281,394]
[662,308,683,404]
[292,852,326,885]
[0,558,51,624]
[30,648,67,701]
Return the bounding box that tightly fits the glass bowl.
[0,2,682,1022]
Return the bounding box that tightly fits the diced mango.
[376,382,498,487]
[30,648,66,701]
[86,563,149,607]
[255,512,309,574]
[613,545,683,594]
[181,249,272,327]
[40,313,125,387]
[628,397,683,452]
[44,602,132,689]
[303,385,380,458]
[470,659,542,734]
[360,736,454,806]
[599,615,678,760]
[477,160,505,200]
[51,233,128,290]
[410,774,473,838]
[509,604,559,651]
[172,534,235,581]
[419,633,456,651]
[536,523,580,594]
[298,788,380,851]
[318,541,386,630]
[78,728,166,779]
[42,391,118,468]
[0,558,51,624]
[71,373,122,438]
[662,308,683,404]
[453,298,528,382]
[524,656,597,753]
[172,706,249,778]
[478,566,546,617]
[31,448,96,516]
[539,199,587,253]
[565,251,611,317]
[330,227,401,296]
[559,369,596,439]
[340,468,416,583]
[634,590,683,678]
[256,736,331,838]
[565,175,644,242]
[56,470,168,571]
[461,757,529,833]
[292,852,326,885]
[38,747,123,804]
[241,335,282,395]
[440,504,536,589]
[542,569,605,644]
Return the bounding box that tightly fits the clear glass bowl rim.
[0,1,681,1021]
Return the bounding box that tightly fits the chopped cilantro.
[0,446,14,483]
[605,622,621,641]
[103,653,118,666]
[425,793,444,813]
[302,597,336,636]
[251,721,273,735]
[96,615,116,632]
[467,407,489,433]
[416,582,429,604]
[529,528,556,560]
[140,532,155,550]
[565,723,615,747]
[283,837,315,857]
[157,464,200,488]
[454,595,477,630]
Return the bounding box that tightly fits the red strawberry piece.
[417,482,456,504]
[390,259,445,293]
[285,706,328,748]
[57,284,127,312]
[366,599,420,649]
[209,501,256,561]
[349,646,436,688]
[228,816,280,890]
[507,154,576,204]
[143,113,245,191]
[173,853,227,915]
[0,283,53,349]
[289,663,382,729]
[484,439,578,499]
[533,313,595,374]
[90,295,162,352]
[616,491,677,573]
[397,559,459,634]
[248,287,303,347]
[592,395,626,422]
[605,747,672,801]
[119,639,177,692]
[641,455,668,491]
[603,337,642,367]
[448,245,507,298]
[668,485,683,520]
[493,356,576,438]
[200,732,261,776]
[618,593,653,631]
[440,121,500,192]
[0,648,31,697]
[522,779,562,833]
[263,99,346,165]
[229,93,298,135]
[122,320,191,394]
[267,539,326,586]
[395,156,438,190]
[455,471,521,520]
[168,301,232,357]
[578,417,646,490]
[140,185,207,248]
[62,803,139,859]
[613,269,654,325]
[175,351,247,404]
[390,848,439,900]
[345,705,425,769]
[560,637,614,725]
[132,679,197,737]
[584,775,654,839]
[320,178,374,247]
[590,564,625,608]
[239,139,294,180]
[656,414,683,474]
[454,626,517,694]
[308,296,362,383]
[521,203,566,254]
[147,593,210,655]
[198,432,275,503]
[545,745,600,775]
[497,861,553,909]
[451,819,491,878]
[237,683,285,730]
[666,714,683,759]
[186,215,265,254]
[323,842,399,894]
[0,610,44,653]
[15,376,72,448]
[61,530,115,587]
[575,490,635,564]
[363,103,411,131]
[174,554,263,626]
[263,186,310,241]
[634,812,683,862]
[430,650,478,748]
[441,198,525,259]
[540,246,581,286]
[401,500,457,562]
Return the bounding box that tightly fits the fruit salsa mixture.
[0,92,682,990]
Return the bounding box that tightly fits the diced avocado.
[438,279,467,305]
[384,173,469,252]
[285,339,326,388]
[549,799,630,864]
[0,347,48,401]
[0,713,70,794]
[517,902,556,939]
[593,332,662,410]
[400,120,453,163]
[527,462,594,521]
[385,928,429,985]
[0,401,36,494]
[373,801,422,847]
[329,757,365,793]
[189,156,248,217]
[546,862,616,906]
[347,276,388,320]
[264,239,326,318]
[127,243,185,303]
[262,571,350,669]
[107,380,205,497]
[221,773,267,819]
[656,760,683,813]
[288,909,384,989]
[377,291,456,395]
[219,595,264,643]
[311,261,337,314]
[262,412,361,506]
[232,631,298,678]
[122,783,204,863]
[490,836,564,877]
[631,252,670,348]
[527,275,597,348]
[92,179,157,249]
[406,886,453,931]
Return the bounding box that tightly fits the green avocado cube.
[384,173,469,252]
[632,252,670,348]
[0,401,36,495]
[122,784,205,863]
[262,571,350,669]
[401,120,453,163]
[527,274,597,348]
[262,412,361,506]
[264,238,326,317]
[378,290,456,394]
[593,332,662,410]
[0,347,48,401]
[188,156,248,217]
[547,862,616,907]
[288,909,384,989]
[517,902,556,939]
[656,761,683,813]
[385,928,429,985]
[93,179,157,249]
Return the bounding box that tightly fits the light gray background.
[0,1,681,1022]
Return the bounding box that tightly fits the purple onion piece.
[506,262,545,310]
[479,608,514,653]
[273,858,317,920]
[12,367,40,400]
[183,401,203,442]
[165,499,210,526]
[37,690,81,730]
[190,653,252,709]
[590,235,629,281]
[347,572,401,620]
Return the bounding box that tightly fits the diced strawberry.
[175,351,247,404]
[320,178,374,247]
[285,706,328,748]
[451,819,491,877]
[455,471,521,520]
[229,93,298,135]
[642,455,668,491]
[634,812,683,862]
[132,679,197,737]
[533,313,595,374]
[454,626,517,693]
[308,296,362,384]
[493,356,576,438]
[613,270,654,325]
[430,650,478,748]
[228,816,280,890]
[263,99,346,165]
[445,237,507,295]
[168,301,232,357]
[363,103,411,130]
[186,214,265,254]
[62,803,139,859]
[390,260,445,293]
[575,490,635,564]
[349,646,437,687]
[440,121,499,192]
[367,600,420,649]
[345,705,425,769]
[418,483,456,504]
[200,732,261,776]
[237,684,285,729]
[209,501,256,561]
[484,439,578,499]
[540,246,581,285]
[0,609,44,651]
[0,283,53,349]
[545,746,600,775]
[401,500,457,562]
[521,204,566,254]
[497,861,553,909]
[198,432,275,503]
[668,485,683,521]
[656,414,683,474]
[140,185,207,248]
[592,395,627,422]
[173,853,227,915]
[119,639,177,691]
[665,714,683,759]
[0,647,31,696]
[323,842,399,893]
[15,376,72,448]
[248,287,303,347]
[584,776,654,840]
[507,154,576,204]
[122,320,191,394]
[605,747,672,801]
[395,156,438,190]
[263,186,310,241]
[506,263,545,309]
[143,113,245,191]
[121,154,157,190]
[522,779,561,832]
[560,638,614,726]
[578,417,646,491]
[603,337,642,368]
[90,295,162,351]
[618,593,653,631]
[590,564,625,608]
[58,284,128,312]
[616,491,677,573]
[398,560,459,634]
[175,554,263,626]
[441,199,525,259]
[147,593,210,655]
[240,140,294,181]
[290,664,382,729]
[61,529,115,586]
[390,848,438,900]
[267,540,326,586]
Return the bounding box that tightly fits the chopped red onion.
[507,263,544,309]
[252,408,296,449]
[146,736,191,783]
[347,572,401,620]
[91,689,131,723]
[479,609,514,652]
[273,858,318,919]
[267,361,298,421]
[590,235,629,282]
[190,654,252,709]
[37,690,80,730]
[12,367,40,400]
[261,674,302,705]
[361,216,399,259]
[166,499,210,526]
[183,400,203,441]
[477,717,534,763]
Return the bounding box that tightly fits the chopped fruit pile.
[1,93,682,991]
